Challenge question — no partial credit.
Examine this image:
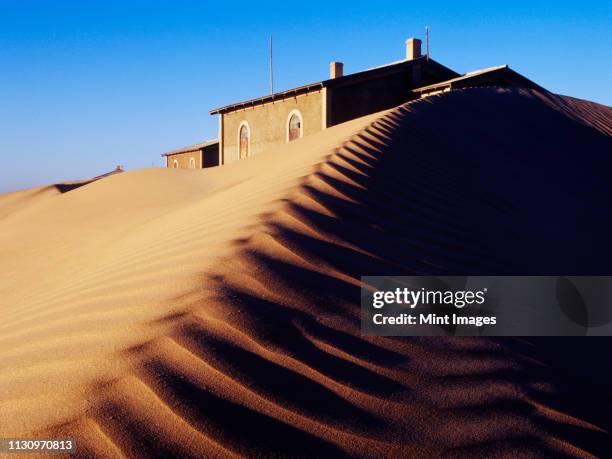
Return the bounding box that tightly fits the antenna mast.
[425,26,429,60]
[269,35,274,94]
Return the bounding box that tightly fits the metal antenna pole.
[269,35,274,94]
[425,26,429,60]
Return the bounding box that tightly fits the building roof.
[162,139,219,157]
[209,56,458,115]
[412,65,544,94]
[92,165,124,179]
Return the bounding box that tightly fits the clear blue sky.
[1,0,610,193]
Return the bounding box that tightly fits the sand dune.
[1,87,611,457]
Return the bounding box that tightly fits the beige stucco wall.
[165,150,201,169]
[221,90,324,164]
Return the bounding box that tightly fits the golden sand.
[1,87,611,457]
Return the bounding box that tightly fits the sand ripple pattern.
[2,88,611,458]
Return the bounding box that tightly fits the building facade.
[218,90,324,163]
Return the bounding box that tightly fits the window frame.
[238,121,251,159]
[286,109,304,142]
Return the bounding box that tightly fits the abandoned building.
[164,37,541,168]
[162,139,219,169]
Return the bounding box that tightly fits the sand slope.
[1,88,611,458]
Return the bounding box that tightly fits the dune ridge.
[1,87,611,457]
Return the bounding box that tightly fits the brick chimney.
[330,61,344,79]
[406,38,422,60]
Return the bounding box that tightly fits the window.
[172,159,178,168]
[287,111,302,142]
[189,157,196,169]
[239,123,250,159]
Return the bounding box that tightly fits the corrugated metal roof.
[412,65,543,93]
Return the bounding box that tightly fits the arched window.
[287,111,302,142]
[172,159,178,168]
[239,123,250,159]
[189,157,196,169]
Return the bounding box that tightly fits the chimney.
[330,61,344,79]
[405,38,422,60]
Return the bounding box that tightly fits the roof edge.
[209,56,456,115]
[209,82,324,115]
[161,139,219,157]
[412,64,544,93]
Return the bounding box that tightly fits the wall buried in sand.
[222,91,324,164]
[166,150,201,168]
[164,143,220,169]
[217,59,460,164]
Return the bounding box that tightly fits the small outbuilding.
[162,140,219,169]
